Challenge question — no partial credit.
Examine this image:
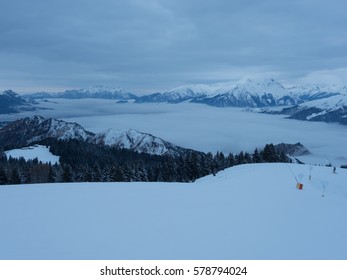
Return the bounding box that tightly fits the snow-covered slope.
[5,145,59,164]
[91,128,190,156]
[287,83,346,101]
[280,94,347,125]
[0,163,346,259]
[229,78,290,99]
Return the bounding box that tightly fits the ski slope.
[0,163,346,260]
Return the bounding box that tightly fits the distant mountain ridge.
[0,90,33,114]
[0,116,94,148]
[0,116,196,156]
[192,79,296,107]
[91,128,190,156]
[134,79,347,124]
[5,79,347,125]
[23,79,346,107]
[283,94,347,125]
[135,78,345,107]
[27,85,137,100]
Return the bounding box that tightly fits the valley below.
[2,98,346,167]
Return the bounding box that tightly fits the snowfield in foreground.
[0,163,346,260]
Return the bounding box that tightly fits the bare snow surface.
[1,163,346,260]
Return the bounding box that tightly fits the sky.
[1,0,347,93]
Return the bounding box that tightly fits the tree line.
[0,140,289,185]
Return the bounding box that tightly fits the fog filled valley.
[3,98,347,166]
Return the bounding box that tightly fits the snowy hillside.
[287,83,346,100]
[1,163,346,259]
[5,145,59,164]
[279,94,347,125]
[228,78,290,99]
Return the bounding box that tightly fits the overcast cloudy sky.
[1,0,347,93]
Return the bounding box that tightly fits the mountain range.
[0,116,195,157]
[280,94,347,125]
[256,90,347,125]
[26,85,137,100]
[20,79,345,107]
[2,78,347,125]
[0,90,34,114]
[135,79,343,107]
[135,79,346,124]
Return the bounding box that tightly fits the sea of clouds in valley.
[2,98,347,166]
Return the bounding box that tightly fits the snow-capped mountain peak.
[0,116,94,148]
[91,128,186,156]
[135,78,291,105]
[190,78,296,107]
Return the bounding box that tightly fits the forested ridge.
[0,140,289,185]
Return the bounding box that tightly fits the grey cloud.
[1,0,347,92]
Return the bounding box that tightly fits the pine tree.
[22,166,31,184]
[279,151,288,163]
[10,168,21,184]
[244,152,252,163]
[62,165,73,182]
[226,153,235,168]
[134,162,148,182]
[92,165,102,182]
[175,156,187,182]
[153,166,164,182]
[161,161,175,182]
[83,167,93,182]
[262,144,278,162]
[237,151,245,164]
[0,166,8,185]
[110,165,125,182]
[252,148,262,163]
[121,164,132,182]
[48,164,56,183]
[186,152,200,182]
[204,152,214,174]
[101,166,111,182]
